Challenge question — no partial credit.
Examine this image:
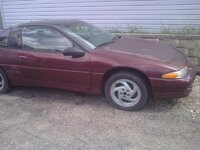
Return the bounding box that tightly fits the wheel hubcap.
[110,79,141,107]
[0,73,4,91]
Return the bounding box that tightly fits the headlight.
[162,66,188,79]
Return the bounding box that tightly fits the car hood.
[96,36,187,69]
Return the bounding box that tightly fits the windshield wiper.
[111,35,121,42]
[97,41,114,48]
[97,35,121,48]
[54,49,63,53]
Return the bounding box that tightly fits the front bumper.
[150,66,196,100]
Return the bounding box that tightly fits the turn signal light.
[162,72,178,79]
[162,66,188,79]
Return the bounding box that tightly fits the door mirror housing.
[63,47,85,58]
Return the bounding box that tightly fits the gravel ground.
[0,76,199,150]
[176,76,200,120]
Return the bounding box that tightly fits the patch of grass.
[107,25,200,35]
[160,26,200,35]
[107,27,123,33]
[107,25,146,34]
[177,26,200,35]
[160,27,174,34]
[127,24,143,33]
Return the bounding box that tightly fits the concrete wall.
[128,34,200,72]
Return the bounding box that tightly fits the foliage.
[107,25,200,35]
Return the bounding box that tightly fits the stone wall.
[125,34,200,73]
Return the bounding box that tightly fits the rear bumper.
[150,66,196,100]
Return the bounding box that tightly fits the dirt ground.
[0,76,199,150]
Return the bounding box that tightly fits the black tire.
[105,71,149,111]
[0,69,11,94]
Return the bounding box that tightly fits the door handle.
[18,56,28,60]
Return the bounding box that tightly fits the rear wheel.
[0,69,11,94]
[105,72,149,111]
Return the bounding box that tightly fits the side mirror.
[63,47,85,58]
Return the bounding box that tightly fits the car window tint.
[0,29,9,47]
[22,26,73,52]
[8,27,21,48]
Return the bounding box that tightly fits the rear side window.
[0,29,9,47]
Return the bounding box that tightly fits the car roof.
[19,19,82,27]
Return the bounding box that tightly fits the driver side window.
[22,26,73,52]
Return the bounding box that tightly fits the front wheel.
[105,72,149,111]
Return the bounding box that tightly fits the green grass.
[106,25,200,35]
[161,26,200,35]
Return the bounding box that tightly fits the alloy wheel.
[110,79,141,107]
[0,73,4,91]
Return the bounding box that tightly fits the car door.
[0,27,23,84]
[18,25,91,92]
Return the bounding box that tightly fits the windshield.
[65,21,116,49]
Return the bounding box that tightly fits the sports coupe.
[0,20,196,110]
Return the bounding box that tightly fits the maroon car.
[0,20,196,110]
